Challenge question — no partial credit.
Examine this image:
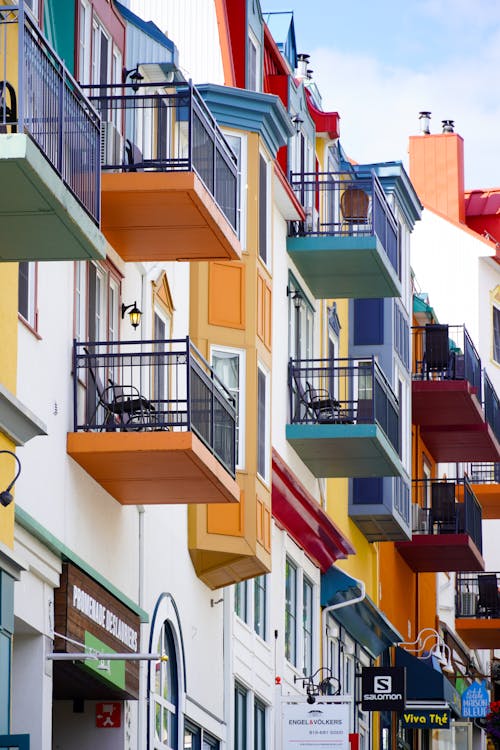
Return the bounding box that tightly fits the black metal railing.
[0,5,100,222]
[483,371,500,443]
[469,462,500,484]
[288,356,400,455]
[85,80,238,230]
[410,477,483,551]
[72,337,236,476]
[412,324,482,392]
[287,170,399,275]
[456,572,500,618]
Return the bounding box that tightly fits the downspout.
[137,505,146,749]
[322,576,366,672]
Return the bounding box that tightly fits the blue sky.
[262,0,500,188]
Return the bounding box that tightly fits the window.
[234,682,248,750]
[75,261,121,343]
[247,30,261,92]
[78,0,91,85]
[184,720,220,750]
[254,699,266,750]
[258,155,269,266]
[254,575,266,639]
[288,280,314,360]
[235,579,250,624]
[224,132,247,247]
[353,298,384,345]
[18,262,37,330]
[257,364,270,482]
[285,558,297,666]
[303,577,313,676]
[493,305,500,363]
[153,622,178,749]
[211,347,245,470]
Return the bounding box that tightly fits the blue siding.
[354,299,384,345]
[352,477,383,505]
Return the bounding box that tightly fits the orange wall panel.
[256,273,272,350]
[208,489,245,536]
[379,542,417,640]
[209,262,246,329]
[409,133,465,223]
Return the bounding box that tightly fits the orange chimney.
[409,114,465,223]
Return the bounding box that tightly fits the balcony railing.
[287,170,399,274]
[288,356,400,454]
[456,572,500,618]
[469,462,500,484]
[72,337,236,476]
[0,5,100,221]
[483,371,500,443]
[410,477,483,550]
[412,324,482,390]
[86,80,238,230]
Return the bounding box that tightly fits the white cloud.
[311,45,500,188]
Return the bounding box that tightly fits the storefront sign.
[54,563,140,698]
[461,681,489,718]
[361,667,405,712]
[401,708,450,728]
[282,700,350,750]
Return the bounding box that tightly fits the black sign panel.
[361,667,406,712]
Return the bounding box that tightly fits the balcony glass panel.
[0,5,100,222]
[483,371,500,443]
[72,337,236,477]
[288,170,399,275]
[87,81,238,230]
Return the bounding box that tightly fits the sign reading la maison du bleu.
[461,680,489,718]
[361,667,406,712]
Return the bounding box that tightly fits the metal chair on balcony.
[430,481,457,534]
[84,348,156,431]
[477,574,500,618]
[423,324,450,379]
[0,80,17,133]
[340,187,370,235]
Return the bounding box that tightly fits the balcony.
[286,357,403,478]
[67,338,240,506]
[349,476,412,542]
[412,324,500,461]
[469,462,500,519]
[455,572,500,649]
[395,477,484,572]
[286,171,401,299]
[87,80,241,262]
[0,6,105,261]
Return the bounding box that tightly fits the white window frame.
[92,15,111,91]
[247,28,261,92]
[257,361,270,484]
[302,575,314,676]
[18,262,37,330]
[78,0,92,85]
[493,302,500,364]
[75,261,87,342]
[223,131,247,250]
[210,345,246,471]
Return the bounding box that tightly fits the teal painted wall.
[44,0,76,74]
[0,572,14,733]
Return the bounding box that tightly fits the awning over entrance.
[321,567,402,659]
[395,647,462,717]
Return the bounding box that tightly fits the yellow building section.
[189,132,273,588]
[0,262,20,548]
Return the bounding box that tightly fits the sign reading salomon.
[361,667,405,712]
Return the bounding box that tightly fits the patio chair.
[306,381,342,423]
[0,80,17,133]
[84,348,155,431]
[423,324,450,379]
[430,481,457,534]
[340,187,370,234]
[477,574,500,618]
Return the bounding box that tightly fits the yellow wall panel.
[208,262,245,329]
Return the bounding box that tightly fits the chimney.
[409,112,465,223]
[296,53,310,81]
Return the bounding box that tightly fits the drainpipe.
[322,577,366,672]
[137,505,146,749]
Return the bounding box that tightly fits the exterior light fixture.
[122,65,144,92]
[294,668,341,705]
[122,301,142,329]
[292,113,304,133]
[0,450,22,507]
[399,627,453,674]
[287,285,304,310]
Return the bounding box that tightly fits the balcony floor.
[412,380,484,426]
[395,534,485,572]
[286,235,401,299]
[67,430,239,505]
[419,423,500,462]
[349,504,412,542]
[0,134,106,261]
[470,484,500,519]
[101,171,241,262]
[455,618,500,649]
[286,423,403,478]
